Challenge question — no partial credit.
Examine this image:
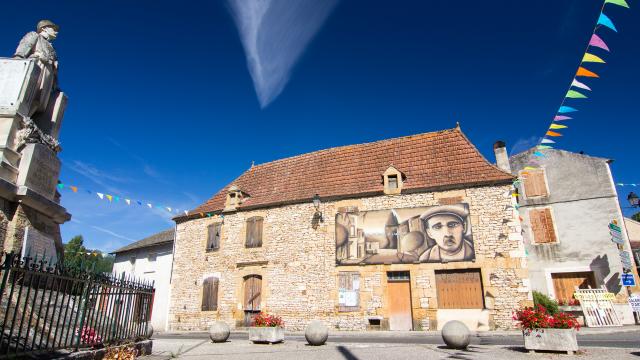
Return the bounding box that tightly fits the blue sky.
[1,1,637,252]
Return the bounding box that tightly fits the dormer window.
[383,166,404,195]
[224,185,245,211]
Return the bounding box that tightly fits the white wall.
[113,242,173,332]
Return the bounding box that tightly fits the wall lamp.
[628,192,639,208]
[313,194,324,223]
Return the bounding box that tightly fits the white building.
[112,229,174,332]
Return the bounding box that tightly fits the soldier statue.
[13,20,60,117]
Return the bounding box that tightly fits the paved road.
[155,330,640,349]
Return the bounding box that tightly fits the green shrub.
[532,291,559,315]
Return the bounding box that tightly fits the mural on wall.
[336,204,475,265]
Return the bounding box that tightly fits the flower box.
[249,326,284,344]
[523,328,578,354]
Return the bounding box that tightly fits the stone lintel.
[0,176,18,200]
[16,186,71,223]
[236,260,268,268]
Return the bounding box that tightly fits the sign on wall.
[336,203,475,265]
[573,289,621,327]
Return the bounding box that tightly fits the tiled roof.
[182,127,513,218]
[111,229,174,254]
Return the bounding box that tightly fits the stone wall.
[169,184,530,331]
[0,201,63,258]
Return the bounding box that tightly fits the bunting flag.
[554,115,572,121]
[558,106,578,113]
[549,124,568,129]
[546,131,562,137]
[616,183,637,186]
[70,186,78,193]
[97,193,104,200]
[566,90,587,99]
[597,12,617,32]
[106,195,113,202]
[589,34,610,51]
[571,79,591,91]
[605,0,629,7]
[582,53,605,63]
[541,138,555,144]
[125,199,131,205]
[537,145,553,150]
[576,67,599,78]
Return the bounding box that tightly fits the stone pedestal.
[0,57,69,261]
[16,143,60,201]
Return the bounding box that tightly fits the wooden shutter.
[243,275,262,311]
[338,272,360,312]
[523,169,548,198]
[207,224,221,250]
[530,208,557,244]
[435,270,484,309]
[245,217,263,248]
[552,272,596,302]
[201,277,219,311]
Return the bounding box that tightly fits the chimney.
[493,141,511,173]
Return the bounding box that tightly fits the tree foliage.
[632,212,640,223]
[63,235,114,274]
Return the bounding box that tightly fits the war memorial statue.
[0,20,71,264]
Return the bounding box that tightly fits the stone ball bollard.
[305,320,329,346]
[441,320,470,350]
[209,321,230,343]
[146,324,154,338]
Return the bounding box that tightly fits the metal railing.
[0,252,154,357]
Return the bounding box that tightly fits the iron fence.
[0,252,154,358]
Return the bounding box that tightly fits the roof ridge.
[250,127,458,170]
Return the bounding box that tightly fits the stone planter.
[523,328,578,354]
[249,326,284,344]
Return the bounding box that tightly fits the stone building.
[504,146,640,324]
[112,229,175,332]
[169,127,530,331]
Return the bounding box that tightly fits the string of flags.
[616,183,638,187]
[57,181,191,216]
[517,0,629,181]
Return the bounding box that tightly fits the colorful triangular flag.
[605,0,629,8]
[114,196,120,203]
[541,138,555,144]
[70,186,78,193]
[184,210,188,215]
[537,145,553,150]
[546,130,562,137]
[597,13,617,32]
[571,79,591,91]
[576,67,599,78]
[147,203,152,208]
[137,201,142,206]
[554,115,572,121]
[566,90,587,99]
[550,124,568,129]
[533,151,546,157]
[558,106,578,113]
[125,199,131,205]
[97,193,104,200]
[582,53,605,63]
[57,183,64,190]
[589,34,610,51]
[106,195,113,202]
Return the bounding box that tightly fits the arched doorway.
[243,275,262,326]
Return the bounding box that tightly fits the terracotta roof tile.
[181,127,513,218]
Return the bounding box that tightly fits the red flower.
[513,305,579,331]
[251,312,284,327]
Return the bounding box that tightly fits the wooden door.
[551,272,596,303]
[435,270,484,309]
[388,280,412,330]
[243,275,262,326]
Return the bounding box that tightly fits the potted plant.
[514,305,580,354]
[249,312,285,344]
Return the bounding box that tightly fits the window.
[388,175,398,190]
[338,272,360,312]
[206,223,222,251]
[201,277,219,311]
[529,208,557,244]
[387,271,410,282]
[245,217,263,248]
[551,272,596,303]
[435,269,484,309]
[148,253,157,262]
[130,256,136,271]
[522,169,548,198]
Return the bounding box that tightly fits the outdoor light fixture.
[628,192,640,208]
[313,194,324,223]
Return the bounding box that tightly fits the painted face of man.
[425,214,464,254]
